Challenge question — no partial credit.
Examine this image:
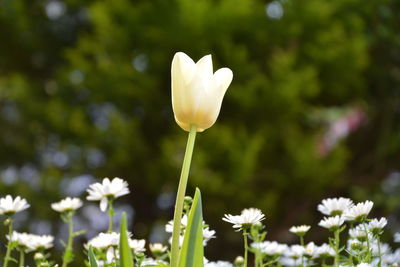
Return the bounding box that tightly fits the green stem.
[19,249,25,267]
[321,257,326,267]
[170,124,197,267]
[349,222,354,264]
[300,236,305,267]
[62,212,75,267]
[362,223,371,261]
[3,217,14,267]
[377,235,382,267]
[113,247,118,267]
[108,199,114,232]
[334,229,340,267]
[243,229,249,267]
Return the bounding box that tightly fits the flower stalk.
[19,248,25,267]
[362,222,371,262]
[61,212,75,267]
[3,217,14,267]
[333,229,340,267]
[170,124,197,267]
[300,236,305,267]
[108,198,115,232]
[243,229,249,267]
[377,235,382,267]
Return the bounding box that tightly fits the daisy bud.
[149,243,168,257]
[171,52,233,132]
[234,256,244,266]
[184,196,193,204]
[34,252,44,260]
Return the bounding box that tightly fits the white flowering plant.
[1,52,400,267]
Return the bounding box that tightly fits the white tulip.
[171,52,233,132]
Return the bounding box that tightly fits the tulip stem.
[170,124,197,267]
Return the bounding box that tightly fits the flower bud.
[34,252,44,260]
[234,256,244,266]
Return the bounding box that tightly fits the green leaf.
[178,188,204,267]
[119,212,134,267]
[88,246,99,267]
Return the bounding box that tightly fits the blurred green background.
[1,0,400,265]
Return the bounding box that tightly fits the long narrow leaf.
[88,246,99,267]
[119,212,134,267]
[178,188,204,267]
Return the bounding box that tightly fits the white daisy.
[381,248,400,265]
[166,216,216,246]
[317,197,354,216]
[149,243,168,254]
[284,245,305,259]
[394,232,400,243]
[165,215,188,233]
[347,239,365,253]
[314,243,335,258]
[51,197,83,213]
[203,227,216,245]
[141,258,168,266]
[251,241,287,256]
[7,231,34,251]
[368,217,387,235]
[87,232,122,249]
[205,261,233,267]
[318,216,344,230]
[342,201,373,222]
[28,234,54,251]
[349,225,369,242]
[129,239,146,253]
[289,225,311,236]
[304,242,317,258]
[279,257,302,267]
[371,241,391,256]
[0,195,30,215]
[222,208,265,229]
[87,177,130,212]
[356,263,372,267]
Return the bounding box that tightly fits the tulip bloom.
[171,52,233,132]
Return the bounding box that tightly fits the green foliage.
[119,212,133,267]
[88,247,99,267]
[178,188,204,267]
[0,0,400,264]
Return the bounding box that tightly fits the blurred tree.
[0,0,399,264]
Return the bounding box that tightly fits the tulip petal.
[195,55,213,88]
[172,52,196,84]
[213,68,233,93]
[195,68,233,131]
[172,52,197,127]
[174,116,191,132]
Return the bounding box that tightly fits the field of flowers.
[1,52,399,267]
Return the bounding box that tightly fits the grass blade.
[178,188,204,267]
[119,212,134,267]
[88,246,99,267]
